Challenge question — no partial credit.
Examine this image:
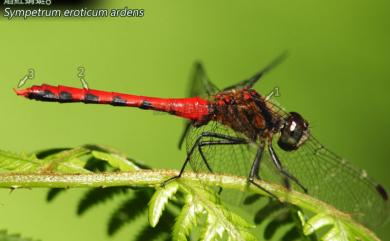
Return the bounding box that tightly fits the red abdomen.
[15,84,211,122]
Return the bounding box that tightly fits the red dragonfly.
[15,55,389,228]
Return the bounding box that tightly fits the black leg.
[248,144,278,199]
[195,132,247,173]
[198,139,248,173]
[249,144,264,180]
[198,139,248,194]
[163,132,247,186]
[268,143,308,193]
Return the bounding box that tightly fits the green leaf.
[148,181,179,227]
[0,150,41,172]
[54,158,91,173]
[173,196,202,241]
[264,212,293,239]
[200,220,223,241]
[107,191,150,236]
[254,200,287,224]
[134,211,175,241]
[303,213,379,241]
[224,208,254,229]
[35,148,71,159]
[178,182,258,241]
[84,156,109,172]
[239,230,259,241]
[134,224,168,241]
[91,150,140,171]
[303,213,334,235]
[40,147,91,173]
[243,193,262,205]
[281,227,301,241]
[77,187,130,215]
[0,146,384,241]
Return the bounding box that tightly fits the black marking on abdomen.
[30,90,58,101]
[84,93,99,103]
[139,100,153,109]
[376,184,388,201]
[111,96,127,106]
[59,91,73,102]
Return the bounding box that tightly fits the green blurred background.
[0,0,389,240]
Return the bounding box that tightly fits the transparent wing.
[185,121,255,178]
[187,62,220,98]
[261,97,389,227]
[267,134,390,228]
[223,52,288,91]
[184,120,261,207]
[178,62,220,148]
[183,94,389,228]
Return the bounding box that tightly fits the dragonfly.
[14,55,389,228]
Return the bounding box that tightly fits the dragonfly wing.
[184,120,262,207]
[188,62,220,97]
[223,52,288,91]
[265,134,390,228]
[260,97,389,227]
[184,121,256,178]
[178,62,220,149]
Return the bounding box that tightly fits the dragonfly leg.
[198,138,249,194]
[249,144,263,180]
[162,132,246,186]
[248,144,278,199]
[268,143,308,193]
[197,132,248,171]
[198,138,248,173]
[161,154,192,186]
[197,144,215,173]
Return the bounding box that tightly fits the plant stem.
[0,169,380,241]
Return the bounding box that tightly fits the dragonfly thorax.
[210,89,280,141]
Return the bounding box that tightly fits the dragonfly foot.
[248,178,278,200]
[161,175,181,187]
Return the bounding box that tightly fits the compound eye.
[278,112,308,151]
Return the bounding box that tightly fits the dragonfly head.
[278,112,309,151]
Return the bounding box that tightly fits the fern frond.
[156,181,258,241]
[282,226,306,241]
[149,182,179,227]
[84,156,109,172]
[77,187,130,215]
[254,199,287,225]
[40,147,90,173]
[35,148,71,159]
[247,194,317,241]
[0,150,41,172]
[0,147,385,241]
[135,211,175,241]
[302,212,379,241]
[91,151,140,171]
[172,195,200,241]
[107,190,151,235]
